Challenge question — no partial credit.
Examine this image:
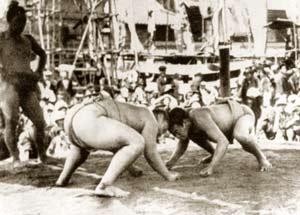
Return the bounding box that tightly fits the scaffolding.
[24,0,119,87]
[25,0,62,71]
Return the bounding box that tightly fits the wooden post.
[218,0,230,98]
[219,43,230,97]
[165,0,170,54]
[108,0,116,85]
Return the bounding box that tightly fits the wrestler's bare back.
[70,99,158,150]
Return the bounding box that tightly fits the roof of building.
[115,0,177,25]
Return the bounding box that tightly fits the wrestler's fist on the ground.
[167,171,181,181]
[165,160,175,170]
[199,166,213,177]
[199,155,213,164]
[260,160,272,172]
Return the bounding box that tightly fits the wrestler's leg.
[20,91,47,163]
[233,114,272,171]
[196,114,230,177]
[1,86,20,166]
[72,116,145,197]
[56,144,89,186]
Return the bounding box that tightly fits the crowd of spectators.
[6,55,300,160]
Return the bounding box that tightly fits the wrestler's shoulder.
[189,107,210,116]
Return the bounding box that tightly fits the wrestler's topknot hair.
[168,107,188,129]
[6,1,26,22]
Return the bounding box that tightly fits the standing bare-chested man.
[0,1,47,167]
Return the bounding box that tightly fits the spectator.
[239,66,259,105]
[116,87,129,103]
[56,64,75,103]
[199,82,217,106]
[275,95,289,140]
[259,68,273,107]
[190,72,203,93]
[132,77,147,105]
[246,87,262,127]
[288,66,300,95]
[47,111,70,158]
[157,65,168,96]
[170,73,181,101]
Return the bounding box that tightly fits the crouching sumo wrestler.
[55,98,179,197]
[164,99,272,177]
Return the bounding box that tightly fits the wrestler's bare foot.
[199,155,213,164]
[199,166,213,177]
[94,185,130,198]
[260,160,272,172]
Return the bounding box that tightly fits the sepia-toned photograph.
[0,0,299,214]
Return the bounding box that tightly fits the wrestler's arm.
[190,110,228,176]
[26,35,46,77]
[142,118,178,181]
[165,138,189,169]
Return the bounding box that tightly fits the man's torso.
[0,32,32,75]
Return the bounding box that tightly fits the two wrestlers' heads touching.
[153,108,190,141]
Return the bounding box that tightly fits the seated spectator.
[70,86,86,106]
[285,99,300,141]
[190,72,203,93]
[54,94,69,114]
[43,103,55,126]
[115,87,129,103]
[47,111,70,158]
[239,66,259,105]
[17,122,36,161]
[132,78,147,105]
[56,64,75,103]
[275,95,289,140]
[259,106,278,140]
[288,65,300,95]
[185,92,202,108]
[199,82,218,106]
[157,65,168,96]
[246,87,262,127]
[145,86,157,106]
[39,70,56,103]
[171,73,181,101]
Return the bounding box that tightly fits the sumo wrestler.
[164,99,272,177]
[0,1,47,166]
[56,98,179,197]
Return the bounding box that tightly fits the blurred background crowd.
[2,56,300,160]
